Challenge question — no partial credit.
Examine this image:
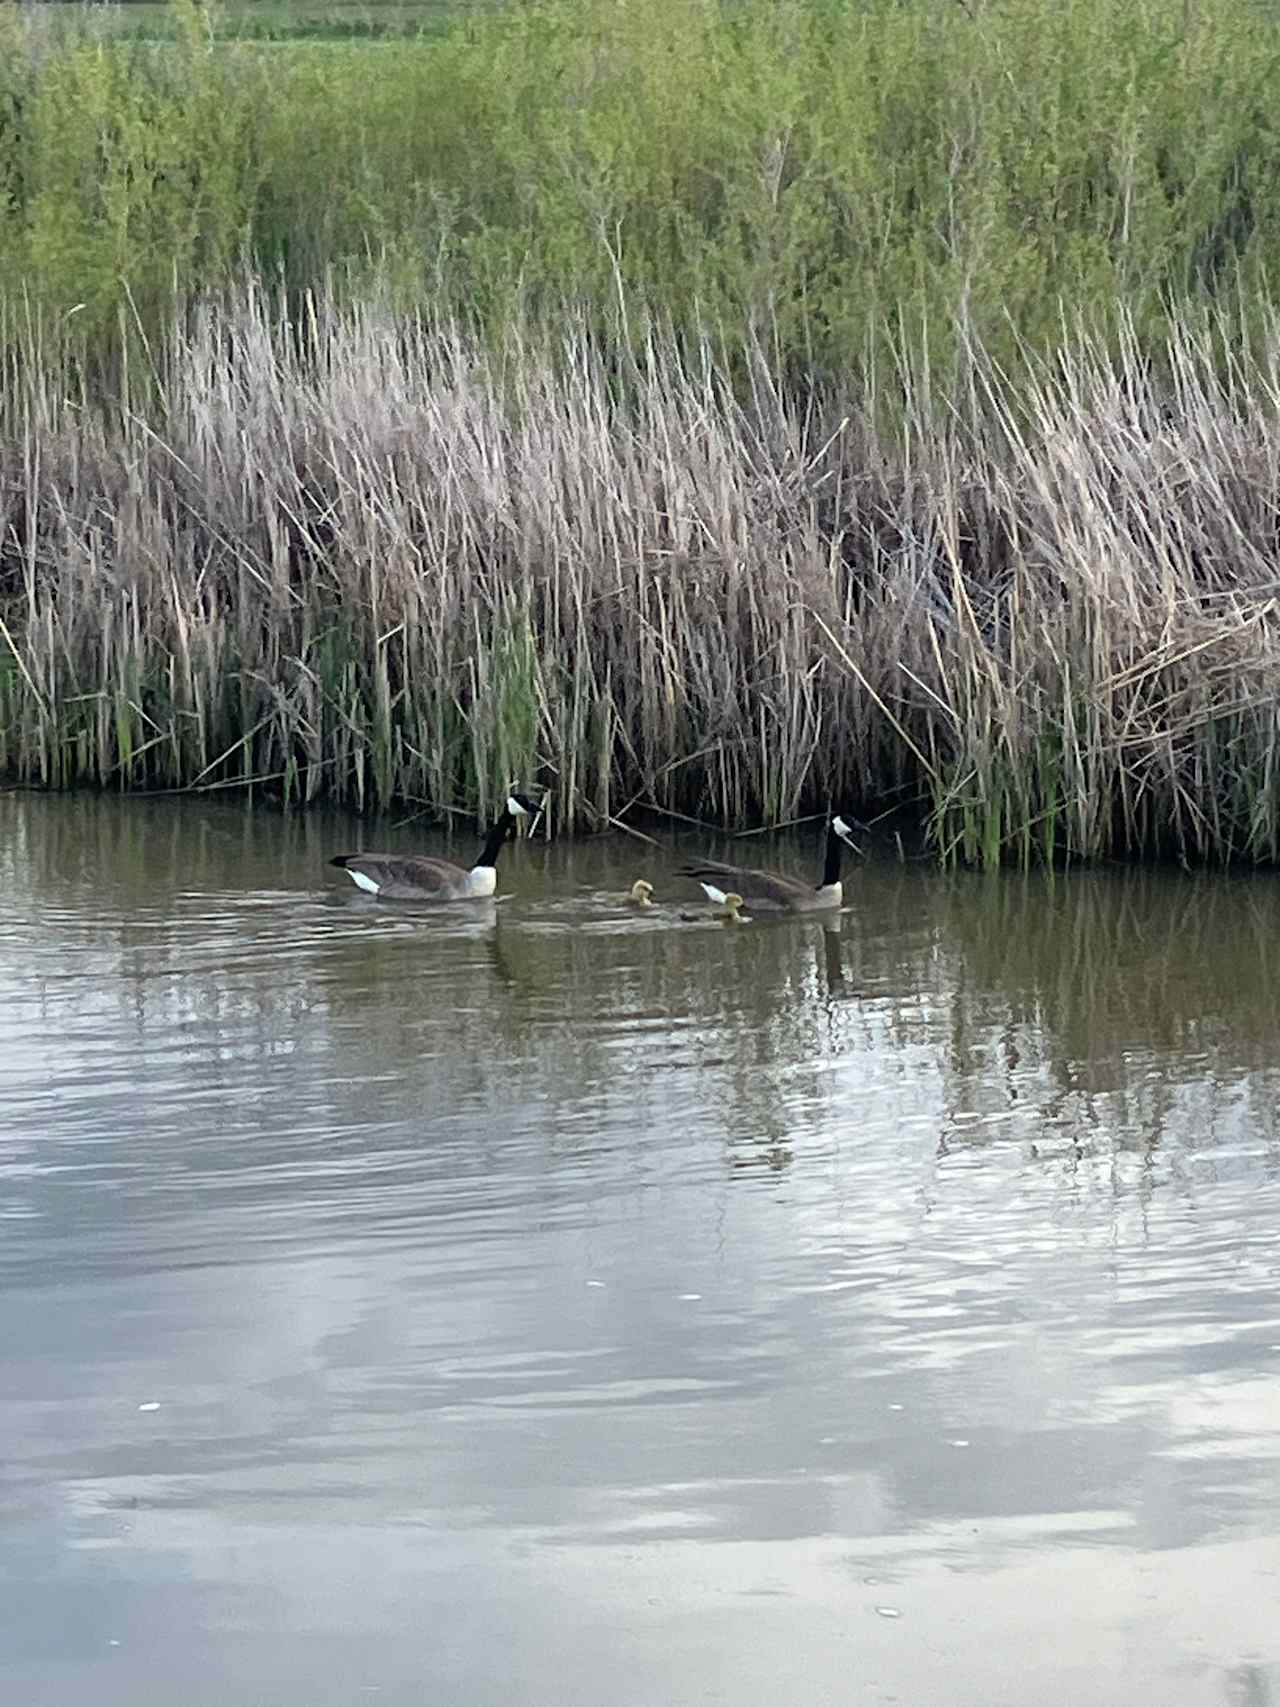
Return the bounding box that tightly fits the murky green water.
[3,792,1280,1706]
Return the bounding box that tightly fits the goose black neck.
[475,808,516,869]
[820,821,845,889]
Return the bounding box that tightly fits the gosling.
[680,892,750,924]
[628,879,656,909]
[716,892,750,924]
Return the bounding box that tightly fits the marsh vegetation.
[3,0,1280,863]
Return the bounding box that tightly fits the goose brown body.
[677,816,860,914]
[329,793,541,900]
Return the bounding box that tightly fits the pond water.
[2,792,1280,1707]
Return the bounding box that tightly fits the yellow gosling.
[679,891,751,924]
[628,879,656,908]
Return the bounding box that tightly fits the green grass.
[26,0,476,40]
[4,0,1280,378]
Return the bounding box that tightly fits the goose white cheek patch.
[349,869,380,895]
[700,883,729,904]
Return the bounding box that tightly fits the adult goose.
[329,793,542,900]
[677,814,861,915]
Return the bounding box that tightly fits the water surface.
[2,793,1280,1706]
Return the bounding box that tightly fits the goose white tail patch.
[348,869,381,895]
[700,883,729,904]
[468,865,498,898]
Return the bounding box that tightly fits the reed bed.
[5,0,1280,863]
[3,286,1280,864]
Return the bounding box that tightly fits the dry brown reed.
[3,286,1280,864]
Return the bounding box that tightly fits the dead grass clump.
[3,288,1280,865]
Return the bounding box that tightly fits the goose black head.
[504,790,547,835]
[831,814,864,852]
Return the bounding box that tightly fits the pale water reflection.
[2,794,1279,1706]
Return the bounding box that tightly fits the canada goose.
[628,879,656,908]
[329,793,542,900]
[677,815,861,914]
[679,892,750,924]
